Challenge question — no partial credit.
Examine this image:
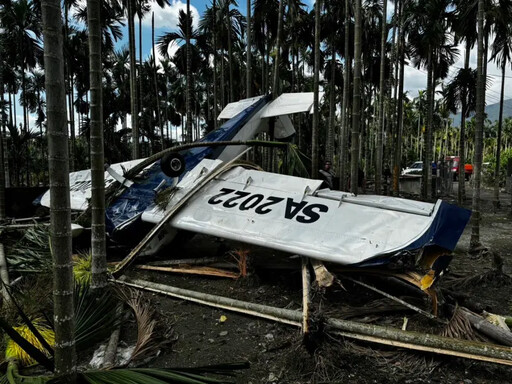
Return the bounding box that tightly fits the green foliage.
[5,226,52,273]
[482,148,512,186]
[73,252,92,285]
[282,144,310,178]
[73,363,250,384]
[74,283,121,352]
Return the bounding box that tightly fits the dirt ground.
[125,183,512,383]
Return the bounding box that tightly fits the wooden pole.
[115,278,512,366]
[302,257,311,334]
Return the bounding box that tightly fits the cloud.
[149,45,179,71]
[403,65,427,98]
[143,0,200,30]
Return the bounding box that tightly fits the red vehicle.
[445,156,473,181]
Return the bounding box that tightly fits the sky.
[107,0,512,107]
[16,1,512,131]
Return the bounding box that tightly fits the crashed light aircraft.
[38,93,471,286]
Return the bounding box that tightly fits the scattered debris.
[115,278,512,366]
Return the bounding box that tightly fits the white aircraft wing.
[218,96,265,119]
[141,159,470,266]
[40,158,149,211]
[261,92,325,118]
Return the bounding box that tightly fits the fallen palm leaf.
[441,306,484,342]
[4,320,55,366]
[4,226,52,273]
[116,288,173,365]
[74,283,121,351]
[0,316,54,371]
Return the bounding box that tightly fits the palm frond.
[5,225,52,273]
[284,144,310,178]
[0,316,54,371]
[74,283,121,352]
[4,320,55,366]
[116,288,173,365]
[73,251,93,285]
[75,363,249,384]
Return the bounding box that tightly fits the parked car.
[445,156,473,181]
[402,161,437,176]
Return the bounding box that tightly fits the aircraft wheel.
[161,152,186,177]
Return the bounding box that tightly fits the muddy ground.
[125,184,512,383]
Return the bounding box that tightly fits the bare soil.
[125,184,512,383]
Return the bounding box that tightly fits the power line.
[451,65,512,80]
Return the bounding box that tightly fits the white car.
[402,161,423,175]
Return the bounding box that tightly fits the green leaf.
[74,283,121,351]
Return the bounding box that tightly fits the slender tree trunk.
[221,49,225,107]
[139,12,143,125]
[41,0,76,378]
[393,4,404,196]
[0,80,9,188]
[375,0,387,194]
[186,0,193,142]
[226,4,234,102]
[471,0,485,249]
[422,48,433,200]
[64,7,75,173]
[339,2,351,190]
[21,69,30,186]
[493,61,505,209]
[272,0,285,97]
[128,0,139,159]
[326,35,336,163]
[312,0,321,179]
[351,0,362,194]
[87,0,107,290]
[152,13,164,151]
[246,0,252,97]
[12,93,16,131]
[213,0,218,129]
[458,45,470,205]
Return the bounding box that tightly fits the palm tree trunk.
[152,13,164,151]
[422,48,433,200]
[128,0,139,159]
[493,61,505,209]
[21,70,30,186]
[351,0,362,194]
[458,45,470,205]
[272,0,284,97]
[186,0,193,142]
[312,0,321,179]
[0,79,9,188]
[213,0,218,129]
[87,0,107,290]
[139,11,143,124]
[375,0,387,194]
[470,0,485,249]
[393,3,405,196]
[41,0,76,378]
[226,4,234,103]
[339,0,350,190]
[221,49,225,107]
[326,35,336,163]
[246,0,252,97]
[64,7,75,173]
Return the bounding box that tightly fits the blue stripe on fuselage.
[105,96,270,240]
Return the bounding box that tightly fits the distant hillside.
[450,98,512,126]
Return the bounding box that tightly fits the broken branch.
[114,278,512,366]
